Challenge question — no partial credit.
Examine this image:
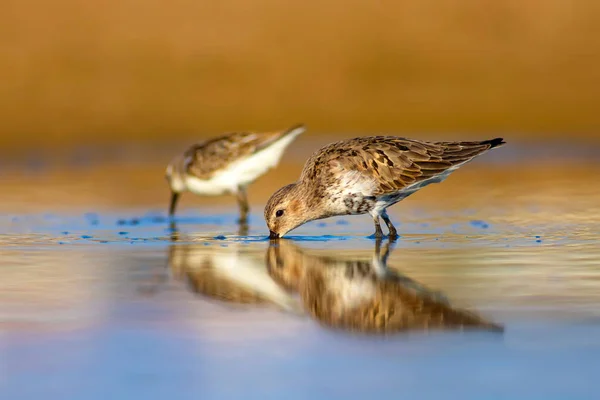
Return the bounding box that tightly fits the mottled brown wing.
[302,136,504,195]
[185,126,300,179]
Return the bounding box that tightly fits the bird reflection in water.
[139,220,267,300]
[162,226,503,334]
[266,239,504,334]
[168,240,301,313]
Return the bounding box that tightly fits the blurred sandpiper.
[166,124,305,222]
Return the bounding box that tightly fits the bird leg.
[372,236,395,278]
[236,186,250,224]
[169,192,180,217]
[168,221,179,240]
[372,215,384,238]
[374,234,383,254]
[138,229,179,297]
[381,211,398,240]
[238,222,249,236]
[380,239,395,265]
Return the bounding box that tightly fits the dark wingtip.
[482,137,506,148]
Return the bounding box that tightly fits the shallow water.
[2,145,600,399]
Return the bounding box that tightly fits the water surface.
[1,149,600,399]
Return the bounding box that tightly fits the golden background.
[2,0,600,154]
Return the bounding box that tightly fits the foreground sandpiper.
[265,136,505,238]
[166,124,305,222]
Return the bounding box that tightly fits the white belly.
[184,175,233,196]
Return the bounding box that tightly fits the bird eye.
[276,210,284,217]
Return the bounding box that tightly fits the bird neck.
[167,156,188,192]
[293,180,330,223]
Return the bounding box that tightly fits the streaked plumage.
[266,240,503,334]
[166,124,305,220]
[265,136,505,237]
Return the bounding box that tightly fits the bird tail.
[281,123,306,139]
[480,137,506,149]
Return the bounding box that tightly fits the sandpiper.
[266,240,503,333]
[166,124,305,221]
[265,136,505,238]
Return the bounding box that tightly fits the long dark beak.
[169,192,180,217]
[269,230,280,239]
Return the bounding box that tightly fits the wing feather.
[186,125,303,179]
[301,136,504,196]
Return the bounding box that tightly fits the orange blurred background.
[2,0,600,154]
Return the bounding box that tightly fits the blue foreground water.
[2,206,600,399]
